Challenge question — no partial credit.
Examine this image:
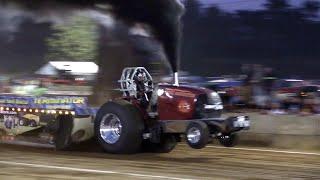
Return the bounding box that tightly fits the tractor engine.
[156,85,223,120]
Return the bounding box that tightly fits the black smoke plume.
[108,0,185,72]
[4,0,185,73]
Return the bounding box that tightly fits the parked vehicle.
[298,85,320,113]
[202,78,245,107]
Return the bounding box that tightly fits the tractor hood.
[157,84,223,120]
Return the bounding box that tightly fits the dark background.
[181,0,320,78]
[0,0,320,79]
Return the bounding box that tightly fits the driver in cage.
[133,69,152,106]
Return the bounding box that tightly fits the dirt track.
[0,143,319,180]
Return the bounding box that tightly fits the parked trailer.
[0,95,96,149]
[0,67,250,153]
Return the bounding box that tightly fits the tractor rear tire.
[55,114,74,150]
[95,100,144,154]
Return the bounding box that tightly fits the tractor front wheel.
[186,121,210,149]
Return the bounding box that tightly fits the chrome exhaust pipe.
[173,72,179,86]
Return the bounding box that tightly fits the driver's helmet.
[135,69,146,82]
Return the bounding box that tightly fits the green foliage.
[46,15,98,62]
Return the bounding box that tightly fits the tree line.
[181,0,320,78]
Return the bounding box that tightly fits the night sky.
[199,0,320,12]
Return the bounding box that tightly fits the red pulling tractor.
[94,67,250,153]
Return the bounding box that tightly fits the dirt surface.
[0,143,319,180]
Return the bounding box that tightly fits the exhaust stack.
[174,72,179,86]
